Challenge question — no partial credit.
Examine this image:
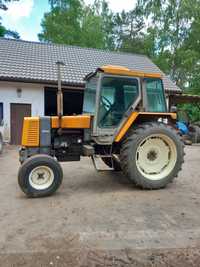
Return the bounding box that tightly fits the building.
[0,38,181,144]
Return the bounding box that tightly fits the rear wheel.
[18,154,63,197]
[120,122,184,189]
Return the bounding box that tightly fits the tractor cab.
[83,65,168,144]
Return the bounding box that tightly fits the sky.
[0,0,136,41]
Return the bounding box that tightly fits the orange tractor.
[18,65,184,197]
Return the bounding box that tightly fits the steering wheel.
[100,96,114,125]
[101,96,112,110]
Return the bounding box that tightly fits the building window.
[0,103,3,123]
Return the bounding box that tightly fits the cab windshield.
[98,76,139,128]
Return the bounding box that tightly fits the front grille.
[21,117,39,147]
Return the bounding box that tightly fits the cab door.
[93,74,141,144]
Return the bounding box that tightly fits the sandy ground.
[0,145,200,266]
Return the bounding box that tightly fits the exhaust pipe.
[56,61,65,132]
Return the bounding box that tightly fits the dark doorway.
[10,103,31,145]
[44,87,84,116]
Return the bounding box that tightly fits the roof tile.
[0,38,181,92]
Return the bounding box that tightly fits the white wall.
[0,81,44,142]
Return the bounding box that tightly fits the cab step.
[91,155,114,172]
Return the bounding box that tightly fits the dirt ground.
[0,145,200,266]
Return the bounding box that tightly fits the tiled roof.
[0,38,181,92]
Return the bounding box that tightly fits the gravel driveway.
[0,145,200,266]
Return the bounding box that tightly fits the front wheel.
[120,122,184,189]
[18,154,63,197]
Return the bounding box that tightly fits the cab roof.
[85,65,162,80]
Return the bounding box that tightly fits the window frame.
[143,78,167,113]
[83,75,99,115]
[96,74,141,130]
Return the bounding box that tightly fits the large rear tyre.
[18,154,63,198]
[120,122,184,189]
[101,156,121,171]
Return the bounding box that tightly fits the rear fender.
[115,112,177,142]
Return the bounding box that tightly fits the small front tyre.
[18,154,63,198]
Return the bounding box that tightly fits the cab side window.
[145,79,167,112]
[83,77,98,114]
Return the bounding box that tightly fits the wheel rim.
[29,166,54,190]
[136,134,177,181]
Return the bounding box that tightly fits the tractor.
[18,64,184,198]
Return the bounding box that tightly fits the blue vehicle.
[176,110,200,144]
[176,121,189,135]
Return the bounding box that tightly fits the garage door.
[10,103,31,145]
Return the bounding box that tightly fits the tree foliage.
[0,0,20,38]
[39,0,83,45]
[136,0,200,88]
[0,0,18,10]
[0,23,6,36]
[39,0,114,49]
